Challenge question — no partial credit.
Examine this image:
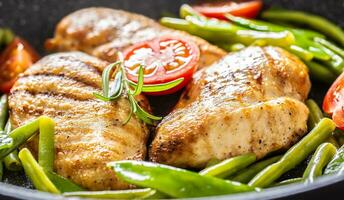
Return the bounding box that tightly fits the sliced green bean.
[230,155,282,184]
[262,9,344,47]
[38,116,55,171]
[0,95,8,131]
[63,188,156,199]
[318,44,344,75]
[249,118,336,188]
[303,143,337,183]
[0,117,41,159]
[4,149,22,171]
[199,153,256,178]
[18,148,60,194]
[325,144,344,175]
[108,161,257,198]
[305,61,337,84]
[306,99,324,129]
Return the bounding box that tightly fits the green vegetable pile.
[161,5,344,84]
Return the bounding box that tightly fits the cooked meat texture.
[150,46,311,168]
[45,7,226,69]
[9,52,149,190]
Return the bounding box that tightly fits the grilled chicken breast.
[9,52,149,190]
[45,7,226,69]
[150,46,311,168]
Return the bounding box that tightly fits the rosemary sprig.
[93,53,184,125]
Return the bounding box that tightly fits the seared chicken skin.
[45,7,225,69]
[150,46,311,168]
[9,52,149,190]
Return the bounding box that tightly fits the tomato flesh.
[193,0,263,19]
[124,36,200,95]
[0,37,39,93]
[323,72,344,130]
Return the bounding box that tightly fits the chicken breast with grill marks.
[45,7,226,69]
[149,46,311,168]
[9,52,149,190]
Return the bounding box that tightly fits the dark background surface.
[0,0,343,199]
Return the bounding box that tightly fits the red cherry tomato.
[123,36,200,95]
[0,37,39,93]
[192,0,263,19]
[323,72,344,130]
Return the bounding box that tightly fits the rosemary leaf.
[109,71,123,100]
[101,61,121,98]
[128,78,184,92]
[130,66,144,96]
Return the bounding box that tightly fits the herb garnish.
[93,53,184,125]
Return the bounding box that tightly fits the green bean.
[303,143,337,183]
[216,43,245,52]
[0,117,41,159]
[248,118,336,188]
[18,148,60,194]
[319,44,344,75]
[205,158,221,167]
[226,14,325,39]
[4,149,22,171]
[38,116,55,171]
[230,155,282,184]
[305,61,337,84]
[63,188,157,199]
[0,95,8,131]
[262,9,344,47]
[0,162,3,181]
[108,161,257,198]
[306,99,324,129]
[274,178,303,187]
[180,4,201,18]
[324,144,344,176]
[314,37,344,58]
[44,170,84,192]
[199,153,256,178]
[296,36,331,61]
[287,45,313,61]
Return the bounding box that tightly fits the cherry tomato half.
[192,0,263,20]
[123,36,200,95]
[0,37,39,93]
[323,72,344,130]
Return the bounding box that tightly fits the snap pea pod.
[262,9,344,47]
[199,153,256,178]
[248,118,336,188]
[324,144,344,175]
[185,15,295,46]
[225,14,330,61]
[287,45,313,61]
[318,44,344,75]
[18,148,60,194]
[314,37,344,58]
[63,188,157,199]
[305,61,337,84]
[0,117,41,159]
[274,178,303,187]
[108,161,257,198]
[44,170,84,193]
[0,95,8,131]
[38,116,55,171]
[303,143,337,183]
[230,155,282,184]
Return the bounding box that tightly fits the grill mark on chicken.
[150,46,311,168]
[9,52,149,190]
[46,7,226,69]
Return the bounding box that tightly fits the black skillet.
[0,0,343,199]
